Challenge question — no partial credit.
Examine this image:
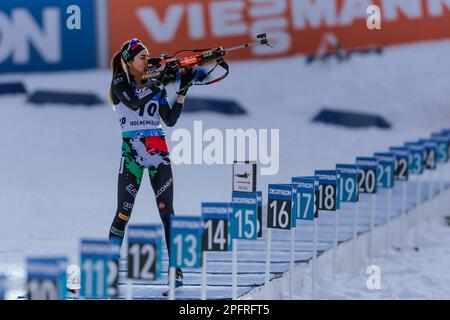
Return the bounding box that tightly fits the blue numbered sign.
[336,171,341,209]
[292,177,315,220]
[128,225,163,280]
[441,129,450,161]
[356,157,378,194]
[231,192,258,240]
[419,139,437,170]
[27,257,68,300]
[389,147,410,181]
[404,142,424,175]
[268,184,294,229]
[314,177,319,218]
[202,203,230,252]
[0,274,6,300]
[257,191,263,238]
[431,133,449,164]
[169,216,203,269]
[373,153,395,188]
[315,170,338,211]
[336,164,359,202]
[80,240,111,299]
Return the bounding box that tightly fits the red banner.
[108,0,450,61]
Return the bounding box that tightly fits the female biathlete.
[109,38,193,292]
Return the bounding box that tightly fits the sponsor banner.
[268,183,292,201]
[27,257,67,278]
[128,225,163,243]
[80,239,111,256]
[356,157,378,169]
[315,170,338,184]
[108,0,450,61]
[0,0,96,72]
[171,216,203,230]
[202,202,231,220]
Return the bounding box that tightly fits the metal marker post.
[352,201,359,273]
[440,165,445,218]
[385,188,392,255]
[168,266,175,300]
[369,193,376,266]
[447,156,450,209]
[436,165,442,218]
[333,211,338,282]
[264,229,272,300]
[126,278,133,300]
[434,169,440,219]
[201,252,207,300]
[447,162,450,209]
[311,218,318,299]
[400,181,407,246]
[232,239,237,300]
[290,227,295,299]
[428,172,433,231]
[288,191,302,300]
[415,176,421,250]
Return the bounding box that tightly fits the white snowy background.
[1,39,450,299]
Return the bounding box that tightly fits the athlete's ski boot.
[162,268,183,297]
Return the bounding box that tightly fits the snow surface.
[309,212,450,300]
[1,39,450,299]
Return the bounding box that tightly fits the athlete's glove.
[178,69,195,96]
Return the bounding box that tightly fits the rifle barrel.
[225,41,262,53]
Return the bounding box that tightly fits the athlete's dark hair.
[111,51,124,78]
[109,49,126,104]
[109,40,133,104]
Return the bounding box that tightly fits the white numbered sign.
[389,147,409,181]
[127,225,163,280]
[356,157,378,194]
[420,139,437,170]
[202,203,230,252]
[315,170,338,211]
[268,184,293,230]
